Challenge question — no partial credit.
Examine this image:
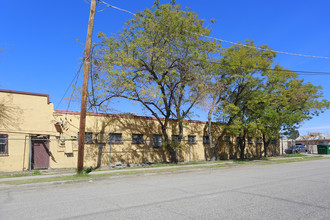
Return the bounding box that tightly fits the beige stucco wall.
[50,112,210,168]
[50,112,278,169]
[0,90,279,172]
[0,91,55,172]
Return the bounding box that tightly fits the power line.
[197,34,330,60]
[93,56,330,76]
[66,62,83,113]
[85,41,330,76]
[206,60,330,76]
[56,60,84,109]
[98,1,330,60]
[98,1,136,15]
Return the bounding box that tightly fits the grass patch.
[283,153,307,157]
[245,155,324,165]
[148,160,232,168]
[0,169,44,179]
[32,170,41,175]
[151,163,178,168]
[0,173,30,179]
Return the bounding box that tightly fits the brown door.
[32,136,49,169]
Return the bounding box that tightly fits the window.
[78,132,93,144]
[247,137,253,144]
[153,135,162,148]
[172,135,179,143]
[203,136,210,144]
[257,137,262,144]
[85,132,93,144]
[110,133,122,144]
[0,134,8,154]
[224,136,230,142]
[132,134,143,144]
[271,139,277,144]
[188,135,196,144]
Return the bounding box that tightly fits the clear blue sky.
[1,0,329,136]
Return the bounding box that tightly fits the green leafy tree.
[90,3,220,162]
[253,67,329,156]
[170,59,220,161]
[213,42,329,159]
[198,61,228,160]
[286,129,300,140]
[212,40,275,160]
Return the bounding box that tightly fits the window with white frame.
[247,137,253,144]
[0,134,8,154]
[188,135,196,144]
[257,137,262,144]
[85,132,93,144]
[77,132,93,144]
[132,134,143,144]
[110,133,122,144]
[152,134,162,148]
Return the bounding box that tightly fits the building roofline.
[0,89,50,104]
[297,139,330,142]
[54,109,209,124]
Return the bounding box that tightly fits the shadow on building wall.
[0,97,23,130]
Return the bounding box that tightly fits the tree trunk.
[208,96,217,161]
[161,123,170,163]
[263,133,269,157]
[239,132,246,160]
[239,143,244,160]
[172,149,178,163]
[214,135,223,161]
[175,118,183,163]
[208,113,214,161]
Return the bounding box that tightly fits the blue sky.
[0,0,329,136]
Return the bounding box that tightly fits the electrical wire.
[93,56,330,76]
[195,33,330,60]
[206,60,330,75]
[98,1,136,15]
[98,1,330,60]
[66,61,84,114]
[56,60,84,109]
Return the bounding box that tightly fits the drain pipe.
[144,137,148,163]
[29,135,32,171]
[108,141,112,168]
[189,143,191,162]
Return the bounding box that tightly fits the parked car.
[296,145,307,153]
[295,143,305,148]
[285,145,307,154]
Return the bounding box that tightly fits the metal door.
[32,136,49,169]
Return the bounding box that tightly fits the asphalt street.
[1,159,330,219]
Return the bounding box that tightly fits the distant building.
[296,133,330,153]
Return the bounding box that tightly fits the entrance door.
[32,136,50,169]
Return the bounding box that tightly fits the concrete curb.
[0,162,232,183]
[0,155,325,188]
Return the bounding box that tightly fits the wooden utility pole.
[77,0,97,174]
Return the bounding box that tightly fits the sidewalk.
[0,154,323,185]
[0,162,232,183]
